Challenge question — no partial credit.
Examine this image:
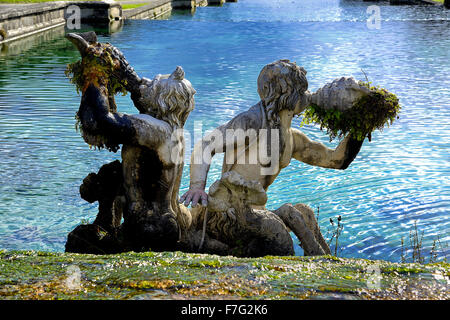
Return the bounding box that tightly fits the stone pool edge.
[0,249,448,300]
[2,0,448,45]
[0,0,235,44]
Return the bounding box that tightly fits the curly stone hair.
[138,66,196,128]
[257,60,308,128]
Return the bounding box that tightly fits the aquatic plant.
[326,215,344,257]
[401,221,448,264]
[314,207,343,257]
[301,81,400,142]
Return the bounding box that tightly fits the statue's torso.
[220,106,294,191]
[121,117,185,217]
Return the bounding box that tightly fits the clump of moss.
[65,43,128,152]
[65,43,128,96]
[301,81,400,142]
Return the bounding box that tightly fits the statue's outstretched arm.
[66,32,142,101]
[79,83,168,150]
[67,32,170,151]
[291,128,363,170]
[293,77,370,169]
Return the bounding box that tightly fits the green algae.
[0,250,448,300]
[301,82,400,142]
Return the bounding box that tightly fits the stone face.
[73,2,123,22]
[109,5,122,20]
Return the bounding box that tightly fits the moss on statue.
[0,250,448,300]
[65,42,129,153]
[65,43,128,97]
[301,81,400,142]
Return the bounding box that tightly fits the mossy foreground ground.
[0,250,448,300]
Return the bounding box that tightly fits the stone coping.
[122,1,172,19]
[122,0,170,13]
[0,1,120,21]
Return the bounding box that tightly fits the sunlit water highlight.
[0,0,449,262]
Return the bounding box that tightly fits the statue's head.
[257,60,309,127]
[137,66,196,128]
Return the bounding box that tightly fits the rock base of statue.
[66,167,330,257]
[66,160,125,254]
[177,171,331,257]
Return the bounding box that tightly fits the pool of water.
[0,0,449,262]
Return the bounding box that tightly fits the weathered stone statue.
[180,60,373,256]
[65,32,196,253]
[65,34,393,257]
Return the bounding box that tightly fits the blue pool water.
[0,0,449,261]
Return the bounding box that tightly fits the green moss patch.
[0,250,448,300]
[65,43,127,97]
[302,82,400,141]
[65,42,129,152]
[122,3,149,10]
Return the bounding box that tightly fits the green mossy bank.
[0,250,448,300]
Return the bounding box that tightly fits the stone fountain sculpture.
[65,32,197,253]
[66,34,391,257]
[180,60,375,257]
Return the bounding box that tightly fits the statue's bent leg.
[80,160,124,233]
[240,209,295,257]
[274,203,329,256]
[292,203,331,254]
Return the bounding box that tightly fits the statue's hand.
[180,188,208,208]
[340,134,365,170]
